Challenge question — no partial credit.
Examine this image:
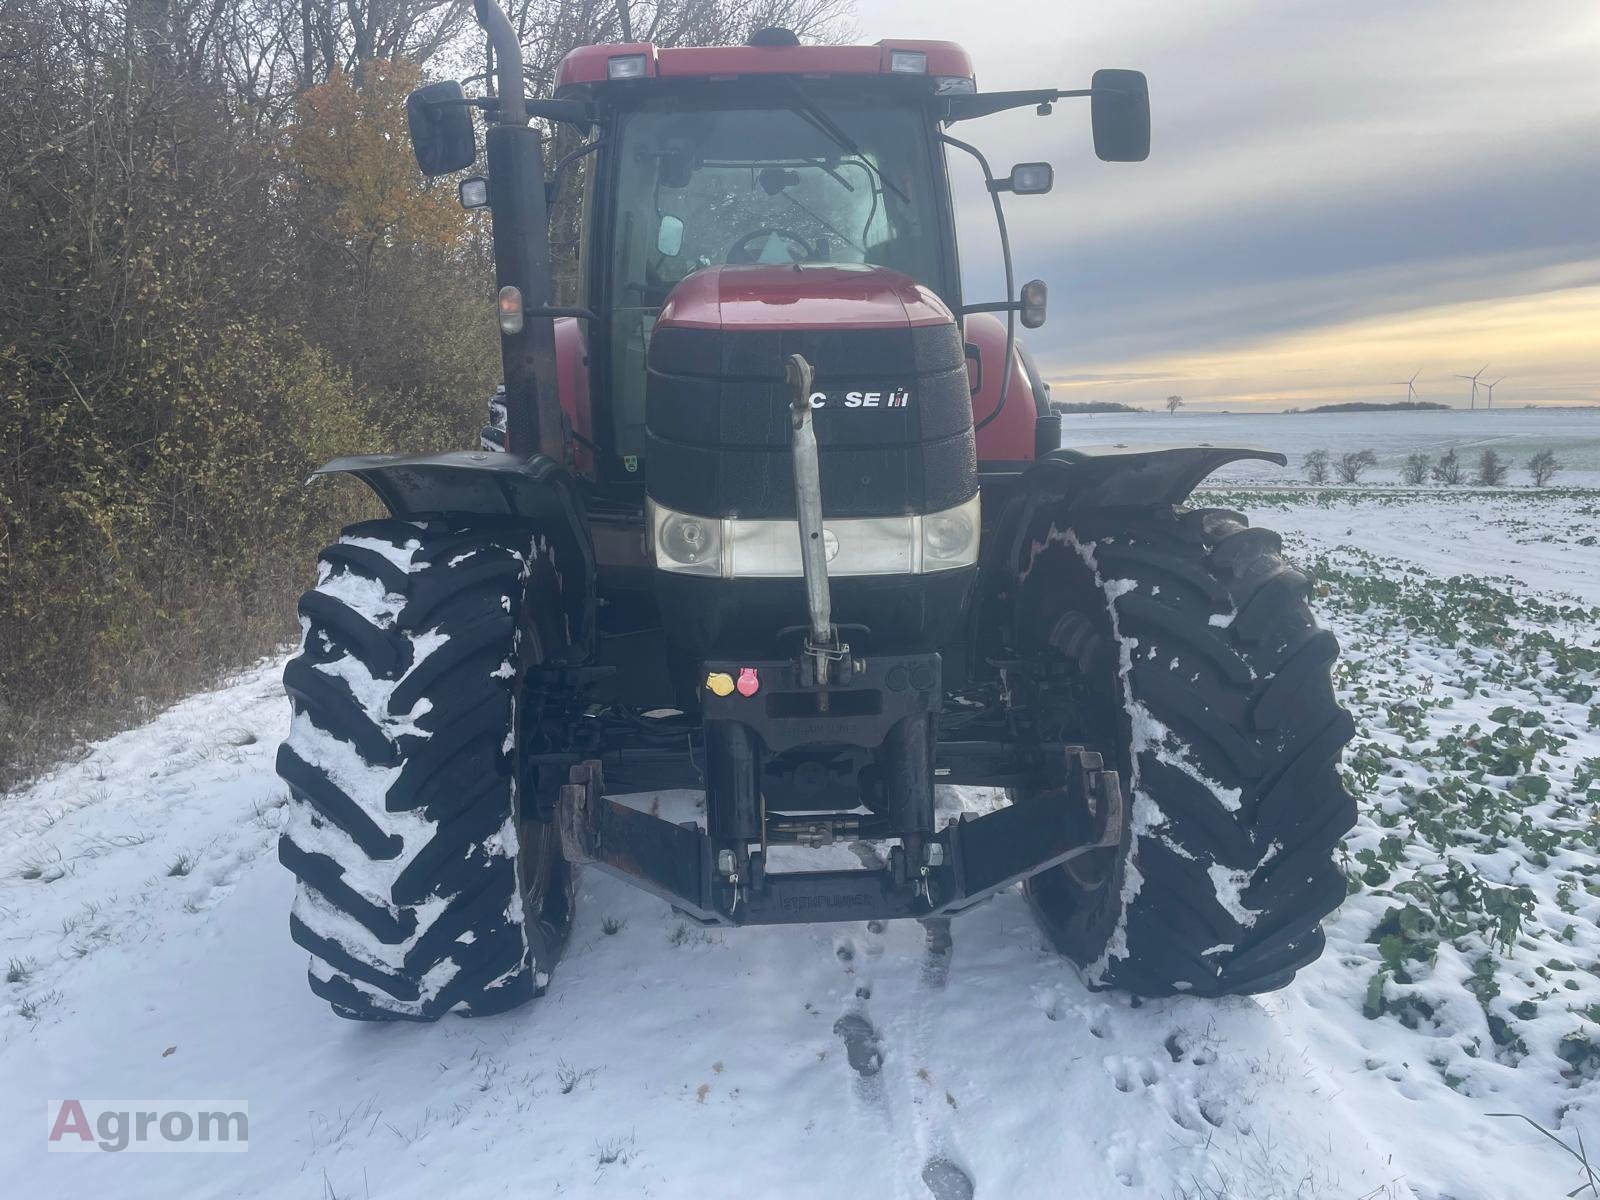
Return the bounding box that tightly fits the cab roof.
[553,40,975,94]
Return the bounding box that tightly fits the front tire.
[1016,504,1355,997]
[277,517,575,1020]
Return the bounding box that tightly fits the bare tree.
[1303,449,1330,485]
[1335,449,1377,484]
[1526,449,1561,487]
[275,0,478,87]
[1475,449,1509,486]
[1432,449,1463,485]
[1401,452,1430,485]
[1165,394,1183,414]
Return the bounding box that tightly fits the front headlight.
[920,496,980,570]
[729,514,913,577]
[651,501,722,576]
[648,495,978,577]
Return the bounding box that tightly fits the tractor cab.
[548,34,1145,484]
[585,82,951,472]
[418,24,1149,487]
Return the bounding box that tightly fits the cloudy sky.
[856,0,1600,409]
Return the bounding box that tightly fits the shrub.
[1303,449,1331,485]
[1433,449,1463,484]
[1475,449,1509,486]
[0,25,494,789]
[1401,452,1431,485]
[0,328,378,788]
[1335,449,1378,484]
[1527,449,1562,487]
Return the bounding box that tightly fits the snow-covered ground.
[3,476,1598,1198]
[1061,407,1600,487]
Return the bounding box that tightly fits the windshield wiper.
[779,80,909,205]
[780,189,865,255]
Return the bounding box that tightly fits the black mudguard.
[970,443,1287,670]
[312,450,596,662]
[1021,443,1287,510]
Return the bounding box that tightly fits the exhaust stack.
[475,0,563,462]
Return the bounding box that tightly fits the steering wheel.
[726,226,816,265]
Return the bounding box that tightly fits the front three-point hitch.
[556,722,1124,926]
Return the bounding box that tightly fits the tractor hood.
[644,261,979,662]
[644,256,977,526]
[655,263,955,333]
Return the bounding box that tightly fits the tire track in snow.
[902,918,975,1200]
[841,835,975,1200]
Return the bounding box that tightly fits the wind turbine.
[1390,369,1421,404]
[1454,364,1489,409]
[1480,377,1503,409]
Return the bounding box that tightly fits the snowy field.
[3,412,1599,1199]
[1061,407,1600,487]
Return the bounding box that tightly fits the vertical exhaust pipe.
[474,0,563,463]
[475,0,525,123]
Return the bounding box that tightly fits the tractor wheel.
[277,516,575,1020]
[1014,504,1355,997]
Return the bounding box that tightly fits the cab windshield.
[606,95,944,465]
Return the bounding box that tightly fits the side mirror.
[657,214,684,257]
[406,80,476,177]
[659,143,694,189]
[1090,69,1149,162]
[758,167,801,195]
[1020,279,1048,329]
[997,162,1053,195]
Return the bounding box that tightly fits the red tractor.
[277,0,1355,1020]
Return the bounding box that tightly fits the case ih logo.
[808,389,911,409]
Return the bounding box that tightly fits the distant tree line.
[1293,401,1450,414]
[1050,401,1145,414]
[1302,447,1563,488]
[0,0,850,789]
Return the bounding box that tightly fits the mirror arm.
[422,95,493,111]
[471,96,595,122]
[940,132,1015,434]
[546,137,604,205]
[524,305,598,322]
[527,98,596,127]
[961,300,1025,315]
[418,95,594,129]
[943,87,1093,123]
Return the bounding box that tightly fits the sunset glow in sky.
[857,0,1600,409]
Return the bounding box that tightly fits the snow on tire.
[1019,504,1356,997]
[277,516,574,1021]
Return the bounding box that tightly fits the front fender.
[313,449,585,520]
[1022,443,1286,510]
[313,450,595,660]
[970,443,1287,673]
